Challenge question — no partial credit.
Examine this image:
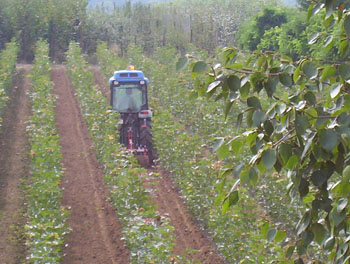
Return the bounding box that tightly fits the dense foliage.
[25,40,69,263]
[238,5,340,61]
[177,0,350,262]
[0,39,18,132]
[238,7,288,51]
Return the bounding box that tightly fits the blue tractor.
[109,66,154,167]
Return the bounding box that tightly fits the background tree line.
[0,0,288,62]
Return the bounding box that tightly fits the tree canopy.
[178,0,350,261]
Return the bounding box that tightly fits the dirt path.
[91,66,225,264]
[0,65,31,264]
[150,171,225,263]
[52,65,129,264]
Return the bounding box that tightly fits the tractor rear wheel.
[139,120,155,165]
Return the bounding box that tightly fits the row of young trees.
[0,0,88,61]
[0,0,287,62]
[88,0,282,56]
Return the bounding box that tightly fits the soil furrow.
[52,65,129,264]
[0,65,31,264]
[90,65,225,264]
[152,172,224,263]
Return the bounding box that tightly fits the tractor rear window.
[112,83,146,112]
[130,73,138,77]
[120,73,128,77]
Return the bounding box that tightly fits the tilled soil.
[0,65,31,264]
[52,65,129,264]
[91,66,225,264]
[149,171,226,263]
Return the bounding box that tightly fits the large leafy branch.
[178,0,350,262]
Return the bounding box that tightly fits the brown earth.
[90,66,226,264]
[52,65,130,264]
[149,170,226,263]
[0,65,31,264]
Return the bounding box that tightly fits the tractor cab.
[109,66,150,114]
[109,66,154,167]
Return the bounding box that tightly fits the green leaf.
[224,101,234,119]
[237,113,243,130]
[216,144,229,160]
[249,167,258,185]
[308,32,320,45]
[247,96,262,109]
[320,65,336,81]
[229,91,239,102]
[299,178,309,197]
[304,91,317,105]
[222,191,239,214]
[240,167,250,184]
[222,199,229,214]
[301,230,314,246]
[176,57,188,71]
[227,63,244,69]
[262,148,276,170]
[227,75,240,91]
[324,236,335,251]
[324,35,333,48]
[213,137,224,151]
[275,230,287,243]
[286,246,294,258]
[279,144,292,165]
[319,129,338,152]
[264,77,278,97]
[339,40,349,59]
[297,211,311,235]
[295,114,309,136]
[311,170,328,187]
[279,72,293,87]
[228,190,239,206]
[230,137,243,155]
[312,3,325,17]
[260,222,269,237]
[330,83,341,99]
[330,208,346,227]
[339,63,350,80]
[240,82,250,99]
[325,0,333,19]
[311,223,326,245]
[286,155,299,170]
[252,110,266,127]
[264,120,274,136]
[267,228,277,243]
[192,61,208,73]
[302,61,318,79]
[275,103,287,115]
[250,72,264,92]
[207,80,222,93]
[293,65,301,83]
[344,15,350,37]
[337,198,348,212]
